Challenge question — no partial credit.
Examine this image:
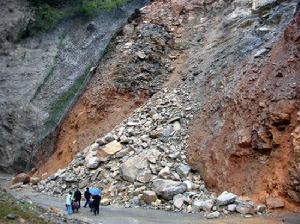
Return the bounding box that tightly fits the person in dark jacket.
[84,187,91,208]
[92,194,101,215]
[73,189,82,211]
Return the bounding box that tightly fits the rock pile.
[33,85,267,218]
[114,22,173,95]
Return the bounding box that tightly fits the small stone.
[95,138,106,146]
[237,129,252,148]
[236,203,254,214]
[183,180,193,191]
[79,180,89,189]
[136,169,153,183]
[187,205,193,213]
[86,22,97,32]
[173,194,188,209]
[130,196,141,206]
[256,204,267,213]
[176,164,191,178]
[6,214,17,220]
[142,191,157,204]
[104,134,115,143]
[173,121,181,131]
[158,167,171,179]
[30,177,40,185]
[136,51,146,59]
[206,211,220,219]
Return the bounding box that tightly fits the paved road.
[10,190,300,224]
[1,175,299,224]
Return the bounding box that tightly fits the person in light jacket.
[66,191,73,215]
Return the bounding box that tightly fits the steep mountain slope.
[30,0,300,215]
[0,0,147,172]
[187,1,300,209]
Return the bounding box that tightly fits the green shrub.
[27,0,127,34]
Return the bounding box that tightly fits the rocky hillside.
[0,0,147,172]
[2,0,300,219]
[12,0,296,218]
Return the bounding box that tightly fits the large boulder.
[193,199,214,212]
[120,154,148,182]
[252,0,278,14]
[216,191,237,206]
[120,149,159,182]
[85,143,100,169]
[98,140,122,162]
[151,179,187,200]
[12,173,30,184]
[266,196,285,209]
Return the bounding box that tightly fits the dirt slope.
[188,8,300,210]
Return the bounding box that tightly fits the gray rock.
[163,125,174,137]
[120,154,148,182]
[183,180,193,191]
[64,174,77,183]
[152,179,187,200]
[206,211,220,219]
[176,164,191,178]
[158,167,171,179]
[252,0,278,13]
[216,191,237,206]
[236,203,254,214]
[104,134,115,143]
[130,196,141,206]
[253,48,268,58]
[95,138,106,146]
[193,199,214,212]
[173,194,188,209]
[173,121,181,131]
[79,180,89,189]
[6,213,17,220]
[136,169,153,183]
[227,204,237,212]
[256,204,267,213]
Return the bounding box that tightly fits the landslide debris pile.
[35,88,267,217]
[35,4,178,175]
[10,0,299,219]
[27,0,299,217]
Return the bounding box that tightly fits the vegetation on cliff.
[27,0,127,34]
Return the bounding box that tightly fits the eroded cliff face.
[188,9,300,208]
[0,0,147,172]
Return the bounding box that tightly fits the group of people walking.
[66,187,101,216]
